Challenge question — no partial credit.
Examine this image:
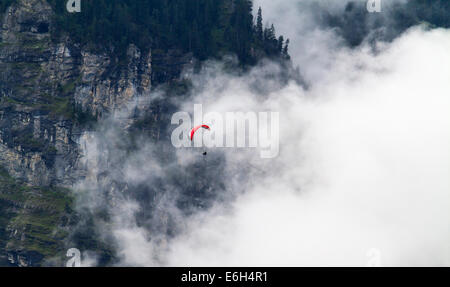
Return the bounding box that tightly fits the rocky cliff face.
[0,0,192,266]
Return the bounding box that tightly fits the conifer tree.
[256,7,263,41]
[283,38,290,57]
[278,35,284,52]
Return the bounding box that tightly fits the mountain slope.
[0,0,288,266]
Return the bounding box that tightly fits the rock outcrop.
[0,0,192,266]
[0,0,191,186]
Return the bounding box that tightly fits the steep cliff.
[0,0,290,266]
[0,0,193,266]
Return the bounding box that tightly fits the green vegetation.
[0,166,73,264]
[12,132,57,163]
[43,95,74,119]
[0,167,114,266]
[15,133,46,152]
[326,0,450,47]
[47,0,289,64]
[31,93,75,120]
[401,0,450,28]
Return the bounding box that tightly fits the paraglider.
[190,124,210,156]
[190,124,210,141]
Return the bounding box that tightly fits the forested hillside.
[46,0,289,64]
[325,0,450,46]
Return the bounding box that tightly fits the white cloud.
[160,27,450,266]
[74,1,450,266]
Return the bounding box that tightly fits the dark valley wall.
[0,0,190,266]
[0,0,171,187]
[0,0,288,266]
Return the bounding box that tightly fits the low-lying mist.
[71,0,450,266]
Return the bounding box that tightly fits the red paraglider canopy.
[190,124,210,141]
